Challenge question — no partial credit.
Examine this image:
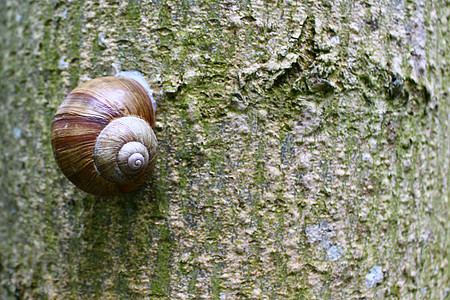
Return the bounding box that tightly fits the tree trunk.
[0,0,448,298]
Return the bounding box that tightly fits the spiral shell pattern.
[51,76,157,196]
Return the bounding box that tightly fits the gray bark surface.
[0,0,448,299]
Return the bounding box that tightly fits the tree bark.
[0,0,448,298]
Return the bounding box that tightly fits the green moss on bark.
[1,0,448,299]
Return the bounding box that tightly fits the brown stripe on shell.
[56,92,121,121]
[66,77,155,128]
[51,114,121,196]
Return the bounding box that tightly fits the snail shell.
[51,72,158,196]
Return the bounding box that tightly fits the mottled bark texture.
[0,0,448,299]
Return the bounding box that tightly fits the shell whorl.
[119,142,149,174]
[51,75,157,196]
[94,116,157,185]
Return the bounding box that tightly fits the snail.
[51,71,158,196]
